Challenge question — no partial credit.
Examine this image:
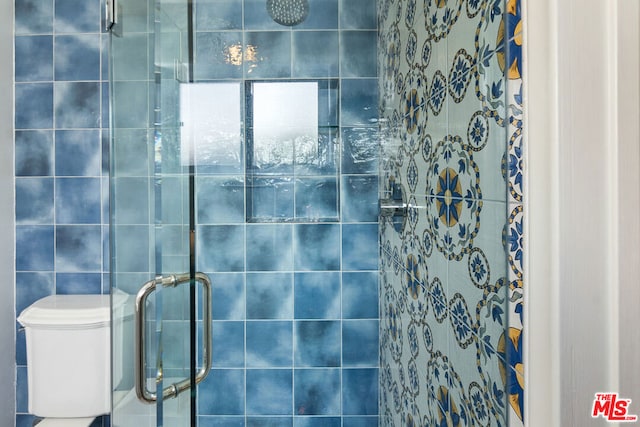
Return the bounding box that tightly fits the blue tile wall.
[13,0,109,424]
[13,0,380,426]
[192,0,380,423]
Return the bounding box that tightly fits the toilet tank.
[18,295,113,418]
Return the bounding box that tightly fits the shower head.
[266,0,309,26]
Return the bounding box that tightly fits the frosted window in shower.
[180,82,242,171]
[251,82,318,171]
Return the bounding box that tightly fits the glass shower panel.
[110,0,198,425]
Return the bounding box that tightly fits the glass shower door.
[109,0,208,425]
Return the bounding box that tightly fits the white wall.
[0,0,15,424]
[615,0,640,407]
[526,0,640,425]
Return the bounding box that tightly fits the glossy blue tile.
[15,36,53,82]
[158,176,187,224]
[16,415,37,427]
[112,81,149,129]
[197,176,245,224]
[292,31,339,78]
[55,130,101,176]
[161,320,189,369]
[294,369,340,415]
[342,416,379,427]
[15,131,54,176]
[212,321,245,367]
[341,175,378,222]
[199,369,245,415]
[243,0,285,30]
[54,34,100,81]
[110,33,148,81]
[340,0,377,29]
[342,368,378,415]
[342,224,378,270]
[245,32,292,78]
[340,31,377,77]
[55,272,101,294]
[16,226,54,271]
[54,0,100,33]
[246,321,292,367]
[341,127,379,174]
[296,0,338,29]
[15,0,53,34]
[199,416,245,427]
[294,272,340,319]
[55,225,102,271]
[318,79,339,127]
[15,178,54,224]
[246,369,293,415]
[342,320,379,366]
[294,417,341,427]
[101,178,109,225]
[340,79,378,126]
[294,224,340,271]
[111,129,149,176]
[112,177,150,224]
[248,177,294,221]
[197,225,245,272]
[246,224,294,271]
[294,128,339,176]
[16,367,28,413]
[112,225,149,272]
[196,0,242,30]
[15,83,53,129]
[16,330,27,366]
[342,272,378,319]
[194,32,243,80]
[101,35,109,81]
[54,82,101,129]
[248,417,293,427]
[246,273,293,319]
[115,0,148,32]
[158,282,190,321]
[15,272,54,315]
[294,178,338,221]
[55,178,101,224]
[210,273,245,320]
[101,272,109,295]
[294,321,340,367]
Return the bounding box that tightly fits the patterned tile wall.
[377,0,525,426]
[13,0,109,425]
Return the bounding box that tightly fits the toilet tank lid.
[18,294,123,328]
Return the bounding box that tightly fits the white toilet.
[18,294,124,427]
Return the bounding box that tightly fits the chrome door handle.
[134,272,212,404]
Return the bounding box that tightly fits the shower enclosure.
[110,0,381,425]
[109,0,513,426]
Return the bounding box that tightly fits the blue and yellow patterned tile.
[504,4,525,424]
[447,201,508,321]
[504,0,523,79]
